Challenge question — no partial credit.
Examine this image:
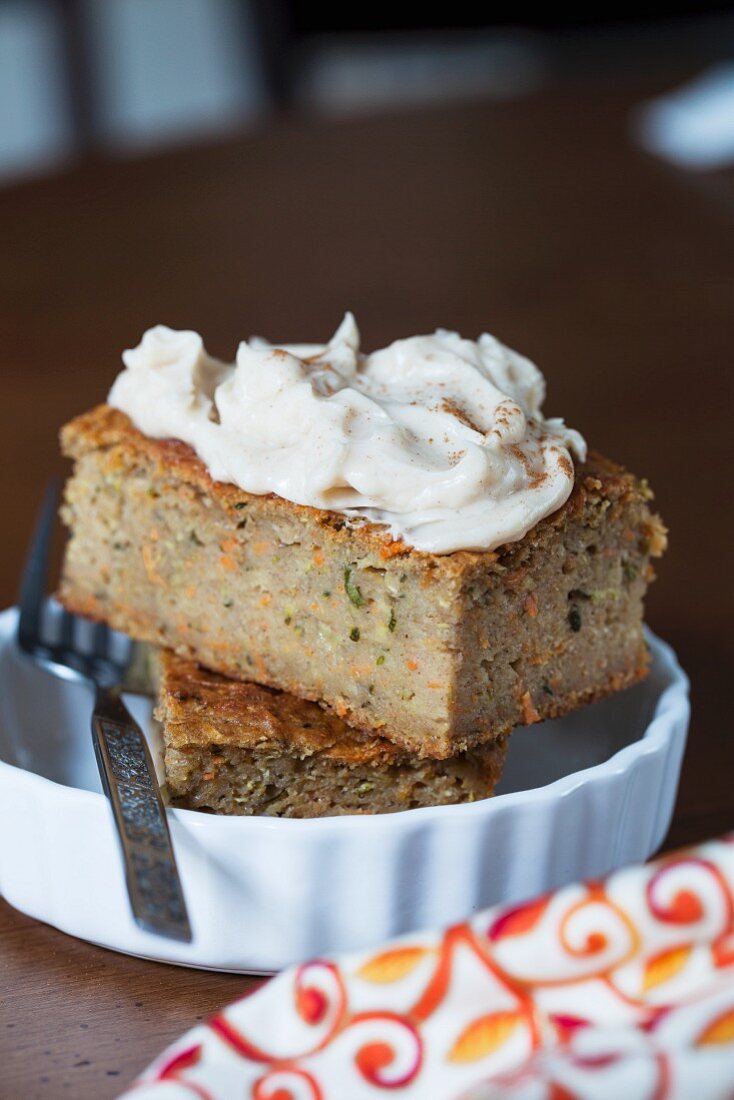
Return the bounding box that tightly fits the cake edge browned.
[154,648,508,817]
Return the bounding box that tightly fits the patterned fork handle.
[91,687,192,942]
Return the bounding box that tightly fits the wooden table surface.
[1,66,733,1098]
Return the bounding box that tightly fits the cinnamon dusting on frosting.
[108,314,586,554]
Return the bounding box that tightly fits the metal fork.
[17,481,192,943]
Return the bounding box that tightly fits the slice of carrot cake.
[155,649,507,817]
[59,317,666,758]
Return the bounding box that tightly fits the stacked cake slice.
[154,650,507,817]
[58,405,665,818]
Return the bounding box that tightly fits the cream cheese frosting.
[108,313,586,554]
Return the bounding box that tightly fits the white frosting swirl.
[108,313,586,554]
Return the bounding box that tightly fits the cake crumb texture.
[59,405,666,758]
[154,649,507,817]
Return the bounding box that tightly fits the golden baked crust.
[154,649,508,817]
[60,404,666,572]
[157,649,418,765]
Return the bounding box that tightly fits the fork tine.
[17,480,60,651]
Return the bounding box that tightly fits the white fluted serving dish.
[0,606,689,973]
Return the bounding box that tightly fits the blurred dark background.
[2,0,734,181]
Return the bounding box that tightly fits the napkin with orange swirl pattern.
[122,836,734,1100]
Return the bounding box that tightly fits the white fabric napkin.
[121,836,734,1099]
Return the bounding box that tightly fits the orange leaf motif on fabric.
[448,1011,523,1063]
[698,1009,734,1046]
[642,945,692,992]
[357,947,431,984]
[488,898,549,942]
